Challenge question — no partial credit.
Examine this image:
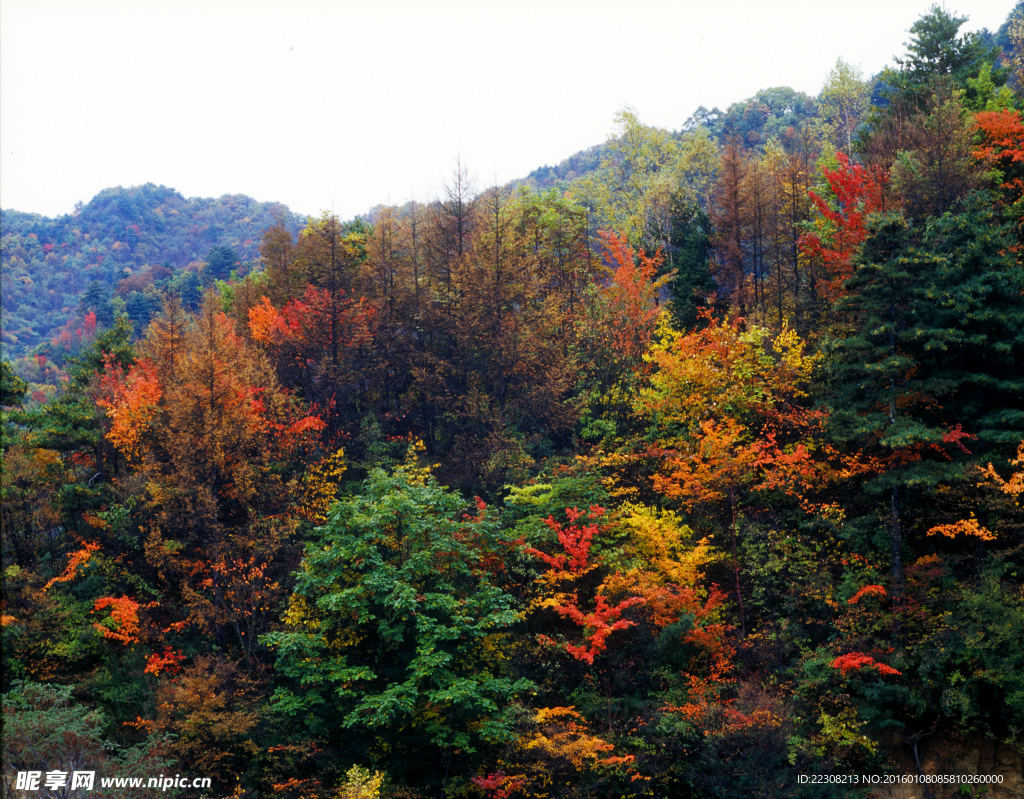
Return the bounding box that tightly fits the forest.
[2,4,1024,798]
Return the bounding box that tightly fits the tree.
[640,314,825,636]
[264,466,532,788]
[973,107,1024,243]
[664,201,716,330]
[891,87,986,220]
[818,59,869,157]
[205,245,240,283]
[295,213,367,371]
[888,5,1007,110]
[2,681,173,798]
[579,110,719,262]
[79,280,115,329]
[94,295,321,657]
[260,214,302,305]
[823,202,1024,609]
[710,137,750,317]
[799,152,890,314]
[575,231,669,436]
[578,108,677,250]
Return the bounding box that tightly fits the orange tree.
[637,312,830,637]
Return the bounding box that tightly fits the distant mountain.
[1,183,306,361]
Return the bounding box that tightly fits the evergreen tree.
[825,197,1024,605]
[205,245,240,283]
[665,200,716,330]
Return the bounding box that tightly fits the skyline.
[1,0,1018,221]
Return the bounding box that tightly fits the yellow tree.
[818,59,869,157]
[578,108,692,254]
[639,314,827,635]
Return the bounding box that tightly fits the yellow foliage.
[299,448,347,523]
[396,438,435,486]
[613,502,713,586]
[337,765,383,799]
[282,594,316,628]
[526,707,615,770]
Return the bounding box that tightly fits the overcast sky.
[0,0,1017,221]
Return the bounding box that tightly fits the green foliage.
[2,681,174,796]
[887,4,1007,110]
[938,559,1024,739]
[265,467,533,784]
[205,245,241,283]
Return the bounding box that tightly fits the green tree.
[80,280,116,328]
[888,4,1007,110]
[824,199,1024,606]
[578,108,682,251]
[205,245,240,283]
[664,201,716,330]
[264,466,532,787]
[2,681,173,798]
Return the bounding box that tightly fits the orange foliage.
[43,541,100,592]
[927,516,996,542]
[847,584,887,605]
[594,230,669,374]
[96,358,163,461]
[248,296,301,346]
[144,646,186,676]
[973,109,1024,192]
[643,314,830,512]
[981,439,1024,502]
[602,569,734,672]
[93,596,145,644]
[248,286,375,362]
[652,417,757,507]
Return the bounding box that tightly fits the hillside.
[2,4,1024,797]
[1,183,306,361]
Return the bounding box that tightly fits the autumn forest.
[3,5,1024,798]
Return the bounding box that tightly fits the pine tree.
[824,197,1024,605]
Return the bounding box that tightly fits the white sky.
[0,0,1017,221]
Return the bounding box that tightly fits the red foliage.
[144,647,186,677]
[831,652,901,677]
[799,153,889,303]
[524,506,606,574]
[541,592,647,665]
[471,772,527,799]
